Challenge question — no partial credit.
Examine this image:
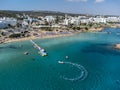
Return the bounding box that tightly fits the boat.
[58,61,64,64]
[65,56,69,59]
[38,50,47,56]
[24,52,29,55]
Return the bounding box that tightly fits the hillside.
[0,10,85,18]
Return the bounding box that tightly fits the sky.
[0,0,120,15]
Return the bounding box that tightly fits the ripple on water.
[59,62,88,82]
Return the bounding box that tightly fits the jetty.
[30,39,47,56]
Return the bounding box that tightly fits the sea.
[0,28,120,90]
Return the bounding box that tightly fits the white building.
[70,17,80,25]
[80,18,90,24]
[0,17,17,28]
[0,21,8,29]
[89,17,106,23]
[64,18,70,26]
[22,18,32,27]
[44,16,55,23]
[63,16,80,26]
[22,19,29,27]
[106,17,120,22]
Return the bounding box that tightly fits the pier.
[30,39,47,56]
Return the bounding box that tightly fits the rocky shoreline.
[115,44,120,49]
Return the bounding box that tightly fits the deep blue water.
[0,28,120,90]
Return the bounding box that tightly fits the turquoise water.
[0,28,120,90]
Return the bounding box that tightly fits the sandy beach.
[0,27,105,44]
[3,31,78,44]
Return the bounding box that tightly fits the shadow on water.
[82,43,120,56]
[0,45,22,50]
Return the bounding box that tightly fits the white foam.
[59,61,88,82]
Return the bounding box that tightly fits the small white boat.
[38,51,47,56]
[58,61,64,64]
[24,52,29,55]
[41,49,45,52]
[65,56,69,59]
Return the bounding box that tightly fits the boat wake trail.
[59,61,88,82]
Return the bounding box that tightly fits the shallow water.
[0,28,120,90]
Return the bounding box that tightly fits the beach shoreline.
[2,31,80,44]
[0,27,106,44]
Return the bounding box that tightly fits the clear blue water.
[0,28,120,90]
